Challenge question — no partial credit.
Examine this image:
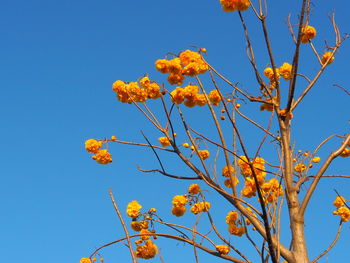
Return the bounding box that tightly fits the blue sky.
[0,0,349,262]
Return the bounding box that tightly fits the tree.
[81,1,349,262]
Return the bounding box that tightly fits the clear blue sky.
[0,0,349,262]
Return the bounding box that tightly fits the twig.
[109,189,137,263]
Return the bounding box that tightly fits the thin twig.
[109,189,137,263]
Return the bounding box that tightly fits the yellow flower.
[139,76,150,88]
[194,94,207,106]
[301,25,317,43]
[85,139,102,154]
[294,163,306,173]
[140,229,152,240]
[224,177,239,188]
[184,97,197,108]
[208,90,221,106]
[112,80,125,93]
[263,67,280,81]
[333,196,346,207]
[311,156,321,163]
[321,52,335,65]
[172,206,186,217]
[92,149,112,164]
[167,58,182,74]
[145,82,162,99]
[238,156,266,183]
[158,136,171,147]
[182,142,190,148]
[279,62,293,80]
[220,0,250,12]
[339,148,350,157]
[170,87,185,104]
[135,240,158,259]
[179,49,202,66]
[228,224,246,236]
[222,165,235,177]
[126,200,142,218]
[172,195,188,207]
[182,62,200,76]
[155,59,169,73]
[198,150,210,160]
[261,178,284,203]
[333,206,350,222]
[216,245,230,255]
[80,258,92,263]
[190,202,211,214]
[226,211,239,224]
[168,73,184,85]
[131,220,149,232]
[188,184,201,195]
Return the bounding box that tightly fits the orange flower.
[190,202,211,214]
[168,73,184,85]
[222,165,235,177]
[135,240,158,259]
[172,206,186,217]
[311,156,321,163]
[208,90,221,106]
[92,149,112,164]
[158,136,171,147]
[301,25,317,43]
[321,52,335,65]
[333,196,346,207]
[155,59,169,73]
[198,150,210,160]
[126,200,142,218]
[294,163,306,173]
[188,184,201,195]
[279,62,293,80]
[112,80,126,93]
[339,148,350,157]
[80,258,92,263]
[333,206,350,222]
[170,87,185,104]
[220,0,250,12]
[172,195,188,207]
[216,245,230,255]
[85,139,102,154]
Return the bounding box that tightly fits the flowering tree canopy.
[82,1,349,263]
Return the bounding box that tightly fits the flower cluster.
[112,76,162,104]
[300,25,317,43]
[321,52,335,65]
[260,97,277,112]
[85,139,102,153]
[190,202,211,214]
[238,156,267,198]
[261,178,284,203]
[219,0,251,12]
[171,184,210,217]
[222,165,239,189]
[216,245,230,255]
[264,62,293,82]
[171,195,188,217]
[155,49,208,86]
[198,149,210,160]
[80,258,92,263]
[85,139,113,164]
[135,240,158,259]
[126,200,142,218]
[158,136,171,147]
[226,211,245,236]
[333,196,350,222]
[294,163,306,173]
